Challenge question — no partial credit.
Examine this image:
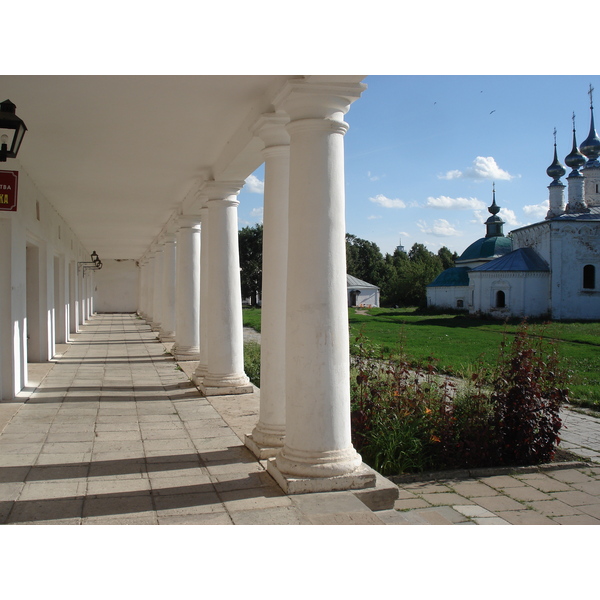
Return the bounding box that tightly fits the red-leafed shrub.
[492,324,567,466]
[350,322,568,476]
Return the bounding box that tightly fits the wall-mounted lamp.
[0,100,28,162]
[78,251,103,276]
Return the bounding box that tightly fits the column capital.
[177,214,202,230]
[273,80,367,122]
[204,180,245,201]
[251,113,290,148]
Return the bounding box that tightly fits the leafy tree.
[397,257,443,307]
[438,246,458,270]
[408,242,432,262]
[238,224,263,305]
[346,234,386,287]
[240,227,447,309]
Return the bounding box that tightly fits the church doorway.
[583,264,596,289]
[496,290,506,308]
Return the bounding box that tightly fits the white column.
[83,270,91,322]
[245,114,290,458]
[89,271,95,316]
[267,81,374,491]
[173,215,201,360]
[159,234,177,342]
[0,217,26,400]
[69,260,78,335]
[151,245,164,332]
[137,259,145,317]
[137,259,147,318]
[193,205,209,379]
[198,181,252,396]
[145,254,155,325]
[77,263,85,325]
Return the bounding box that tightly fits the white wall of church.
[94,259,139,313]
[426,286,469,310]
[469,272,550,318]
[549,223,600,320]
[511,225,551,263]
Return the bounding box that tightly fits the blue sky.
[238,75,600,256]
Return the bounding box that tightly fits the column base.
[191,364,207,386]
[173,347,201,361]
[198,372,253,396]
[266,458,376,495]
[159,332,175,342]
[199,383,254,396]
[244,432,283,460]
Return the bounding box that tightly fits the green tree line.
[346,233,457,307]
[239,224,457,307]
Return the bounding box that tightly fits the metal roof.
[457,235,512,262]
[427,266,471,287]
[347,275,379,289]
[471,247,550,272]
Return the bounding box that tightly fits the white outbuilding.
[347,274,380,307]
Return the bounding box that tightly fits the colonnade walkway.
[2,313,600,525]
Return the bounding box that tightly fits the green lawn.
[242,307,262,332]
[242,306,600,409]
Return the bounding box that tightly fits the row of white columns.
[138,81,374,492]
[139,184,253,397]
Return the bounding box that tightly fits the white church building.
[0,76,377,495]
[427,97,600,321]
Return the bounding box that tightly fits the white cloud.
[250,207,263,222]
[417,219,462,237]
[367,215,382,220]
[470,210,485,224]
[523,200,549,218]
[426,195,486,210]
[439,156,514,181]
[244,174,264,193]
[369,194,407,209]
[499,208,520,226]
[367,171,380,181]
[470,207,520,228]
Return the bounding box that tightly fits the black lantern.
[0,100,27,162]
[78,251,103,276]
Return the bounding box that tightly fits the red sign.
[0,170,18,212]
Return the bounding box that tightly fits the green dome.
[458,236,512,262]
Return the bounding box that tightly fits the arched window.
[496,290,506,308]
[583,264,596,289]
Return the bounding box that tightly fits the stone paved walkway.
[1,313,600,525]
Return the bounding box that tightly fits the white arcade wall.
[94,259,139,313]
